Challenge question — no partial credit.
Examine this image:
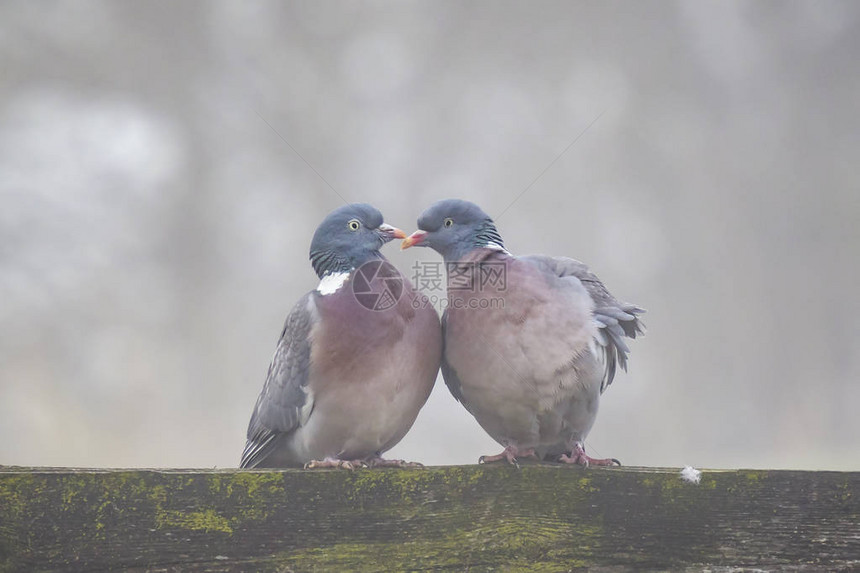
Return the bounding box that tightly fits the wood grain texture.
[1,465,857,572]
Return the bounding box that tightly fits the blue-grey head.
[401,199,505,262]
[309,203,406,278]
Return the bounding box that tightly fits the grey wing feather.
[240,293,315,468]
[439,309,466,405]
[521,254,645,393]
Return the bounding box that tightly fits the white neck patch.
[484,241,511,255]
[317,271,350,295]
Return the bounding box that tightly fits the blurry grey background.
[1,1,858,470]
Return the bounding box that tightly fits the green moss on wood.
[156,509,233,534]
[2,465,858,572]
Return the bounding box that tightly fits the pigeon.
[402,199,644,466]
[240,203,442,469]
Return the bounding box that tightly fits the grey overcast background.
[1,1,858,470]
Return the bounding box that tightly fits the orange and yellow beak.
[400,230,428,250]
[378,223,407,240]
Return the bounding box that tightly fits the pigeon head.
[309,203,406,278]
[401,199,505,262]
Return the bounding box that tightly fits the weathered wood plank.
[1,465,857,572]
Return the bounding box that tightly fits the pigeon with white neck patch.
[402,199,644,467]
[241,203,442,469]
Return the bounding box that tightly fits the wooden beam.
[1,465,857,571]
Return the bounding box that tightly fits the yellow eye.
[443,218,454,228]
[347,219,360,231]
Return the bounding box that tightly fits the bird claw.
[304,458,362,470]
[559,443,620,467]
[478,454,519,469]
[478,446,537,468]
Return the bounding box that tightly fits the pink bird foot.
[304,458,365,470]
[478,445,538,467]
[559,443,621,467]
